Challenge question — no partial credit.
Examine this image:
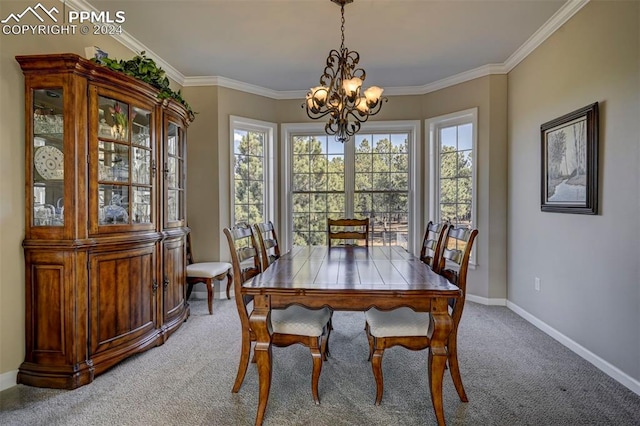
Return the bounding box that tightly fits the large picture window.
[230,116,276,226]
[283,121,420,251]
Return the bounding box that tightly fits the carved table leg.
[428,297,453,426]
[250,295,272,426]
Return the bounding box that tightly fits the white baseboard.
[0,370,17,392]
[466,294,507,306]
[507,301,640,396]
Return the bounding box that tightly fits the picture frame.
[540,102,599,214]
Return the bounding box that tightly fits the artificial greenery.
[91,51,195,118]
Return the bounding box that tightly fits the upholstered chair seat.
[187,262,232,281]
[365,307,430,338]
[271,306,332,337]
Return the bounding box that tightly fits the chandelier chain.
[340,4,345,51]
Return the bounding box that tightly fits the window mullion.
[344,137,355,217]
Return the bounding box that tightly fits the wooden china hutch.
[17,54,193,389]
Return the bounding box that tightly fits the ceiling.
[86,0,574,95]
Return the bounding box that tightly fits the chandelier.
[303,0,387,143]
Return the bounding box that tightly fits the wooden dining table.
[242,245,463,426]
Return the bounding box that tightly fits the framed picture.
[541,102,599,214]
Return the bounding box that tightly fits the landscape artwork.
[540,102,598,214]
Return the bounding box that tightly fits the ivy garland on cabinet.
[91,51,196,120]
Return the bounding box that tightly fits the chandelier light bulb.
[364,86,384,106]
[355,97,369,114]
[311,86,328,105]
[342,77,362,99]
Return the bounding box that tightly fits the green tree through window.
[233,129,265,225]
[292,133,409,247]
[439,124,473,227]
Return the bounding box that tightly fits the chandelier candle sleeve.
[302,0,387,143]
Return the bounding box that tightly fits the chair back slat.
[419,220,448,273]
[254,221,281,270]
[237,246,258,263]
[223,223,263,332]
[441,247,464,265]
[327,218,369,247]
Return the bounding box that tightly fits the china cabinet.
[17,53,194,389]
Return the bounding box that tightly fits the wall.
[508,0,640,384]
[181,85,219,261]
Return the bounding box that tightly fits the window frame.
[281,120,421,254]
[425,107,478,265]
[229,115,277,226]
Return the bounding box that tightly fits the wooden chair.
[186,232,232,315]
[223,223,332,404]
[419,220,448,273]
[327,218,369,247]
[364,226,478,405]
[254,221,281,270]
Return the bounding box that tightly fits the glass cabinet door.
[165,120,185,227]
[32,89,65,227]
[94,92,155,230]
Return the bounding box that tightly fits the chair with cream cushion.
[223,223,332,404]
[186,231,232,315]
[365,225,478,405]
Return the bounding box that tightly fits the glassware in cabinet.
[32,89,65,227]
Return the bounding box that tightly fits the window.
[291,135,345,246]
[354,133,410,247]
[282,121,421,252]
[426,108,477,261]
[230,116,276,226]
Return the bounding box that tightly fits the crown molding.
[61,0,186,86]
[74,0,589,99]
[504,0,589,72]
[182,75,289,99]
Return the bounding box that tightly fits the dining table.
[242,245,463,426]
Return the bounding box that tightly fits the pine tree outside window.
[282,121,421,253]
[230,116,276,228]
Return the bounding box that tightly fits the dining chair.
[223,223,332,404]
[254,221,281,270]
[327,217,369,247]
[185,231,232,315]
[419,220,449,273]
[364,225,478,405]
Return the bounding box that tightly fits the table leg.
[428,297,453,426]
[250,295,273,426]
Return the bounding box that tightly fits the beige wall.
[508,1,640,381]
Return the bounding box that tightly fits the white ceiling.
[85,0,577,95]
